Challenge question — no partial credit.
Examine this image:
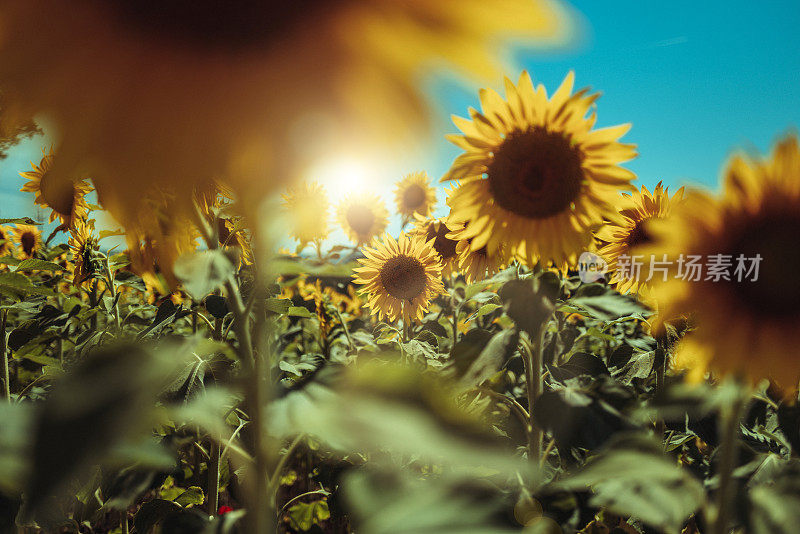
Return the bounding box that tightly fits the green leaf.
[498,279,554,337]
[567,286,650,321]
[19,343,187,522]
[0,217,39,225]
[174,249,234,299]
[458,329,519,388]
[288,306,314,318]
[0,272,54,299]
[554,436,704,531]
[287,500,330,531]
[265,297,291,314]
[0,403,33,493]
[750,460,800,534]
[13,258,64,273]
[174,486,205,507]
[133,499,182,534]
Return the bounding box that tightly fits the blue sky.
[2,0,799,241]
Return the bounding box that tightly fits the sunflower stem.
[104,253,121,331]
[2,309,10,401]
[711,385,746,534]
[520,327,545,464]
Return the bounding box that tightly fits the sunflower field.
[1,2,799,534]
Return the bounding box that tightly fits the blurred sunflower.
[597,182,684,293]
[354,233,445,323]
[648,134,800,385]
[199,184,253,266]
[19,148,92,229]
[127,192,199,289]
[443,71,637,268]
[338,193,389,245]
[394,172,436,223]
[10,224,42,259]
[0,0,570,235]
[411,217,459,277]
[68,218,99,287]
[0,224,13,258]
[282,182,331,247]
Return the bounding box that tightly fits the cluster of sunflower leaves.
[1,227,800,534]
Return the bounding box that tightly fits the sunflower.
[0,0,570,243]
[353,233,445,323]
[68,218,99,287]
[597,182,685,294]
[394,172,436,223]
[19,148,92,229]
[10,224,42,259]
[448,222,509,283]
[198,184,253,266]
[0,225,14,259]
[411,217,460,277]
[337,193,389,245]
[647,134,800,385]
[443,71,637,268]
[282,182,331,246]
[126,191,199,289]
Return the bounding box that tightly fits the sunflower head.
[19,148,92,228]
[282,181,331,246]
[647,134,800,385]
[410,216,460,277]
[69,218,99,286]
[10,224,42,259]
[0,225,14,258]
[337,193,389,245]
[394,171,436,223]
[443,71,636,268]
[597,182,685,293]
[353,233,445,323]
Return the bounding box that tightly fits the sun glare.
[311,156,373,201]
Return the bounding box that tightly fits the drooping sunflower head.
[443,71,637,268]
[597,182,685,294]
[394,171,436,222]
[19,148,92,228]
[68,218,99,286]
[647,134,800,385]
[410,217,460,277]
[353,233,445,323]
[0,225,13,258]
[10,224,42,259]
[282,181,331,246]
[337,193,389,245]
[198,183,253,266]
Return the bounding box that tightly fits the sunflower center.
[380,255,427,301]
[403,185,427,210]
[427,224,458,261]
[21,232,36,256]
[487,128,584,219]
[40,174,77,219]
[625,218,657,249]
[103,0,334,52]
[346,205,375,236]
[725,212,800,318]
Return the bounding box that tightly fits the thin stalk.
[334,308,355,351]
[121,512,129,534]
[207,439,221,515]
[654,341,667,437]
[711,389,745,534]
[104,254,121,331]
[2,309,9,401]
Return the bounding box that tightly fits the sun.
[310,156,373,202]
